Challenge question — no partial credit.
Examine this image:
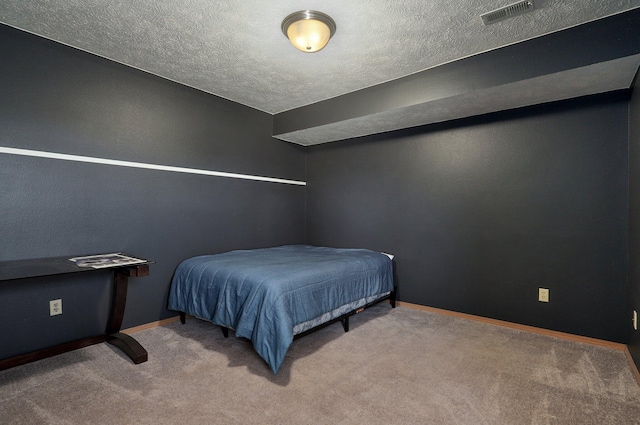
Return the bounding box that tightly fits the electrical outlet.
[538,288,549,303]
[49,299,62,316]
[634,310,638,331]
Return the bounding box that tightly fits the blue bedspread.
[167,245,394,373]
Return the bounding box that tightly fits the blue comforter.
[167,245,394,373]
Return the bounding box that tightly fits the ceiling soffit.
[273,9,640,146]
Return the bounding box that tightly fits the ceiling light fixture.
[281,10,336,53]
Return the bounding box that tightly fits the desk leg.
[107,333,148,364]
[105,268,148,364]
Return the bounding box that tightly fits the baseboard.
[121,315,182,335]
[396,301,626,350]
[126,306,625,349]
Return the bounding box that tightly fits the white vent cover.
[481,1,535,25]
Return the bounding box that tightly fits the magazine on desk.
[69,253,147,269]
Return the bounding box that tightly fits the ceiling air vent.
[481,1,535,25]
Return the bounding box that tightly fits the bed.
[167,245,396,373]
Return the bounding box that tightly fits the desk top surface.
[0,254,151,281]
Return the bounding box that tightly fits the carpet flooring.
[1,305,640,424]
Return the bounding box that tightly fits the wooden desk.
[0,254,152,371]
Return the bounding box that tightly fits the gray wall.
[306,93,629,343]
[629,71,640,367]
[0,25,305,358]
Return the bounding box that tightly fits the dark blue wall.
[0,25,305,358]
[629,72,640,368]
[1,18,637,369]
[306,93,629,343]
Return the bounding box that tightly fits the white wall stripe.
[0,147,306,186]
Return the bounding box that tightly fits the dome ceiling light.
[281,10,336,53]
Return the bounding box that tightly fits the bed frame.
[179,287,397,340]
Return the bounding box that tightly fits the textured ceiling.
[1,1,640,145]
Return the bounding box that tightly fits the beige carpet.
[1,305,640,424]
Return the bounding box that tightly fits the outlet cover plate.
[49,299,62,316]
[538,288,549,303]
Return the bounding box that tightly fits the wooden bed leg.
[391,287,397,308]
[221,327,229,338]
[180,312,186,324]
[342,316,350,332]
